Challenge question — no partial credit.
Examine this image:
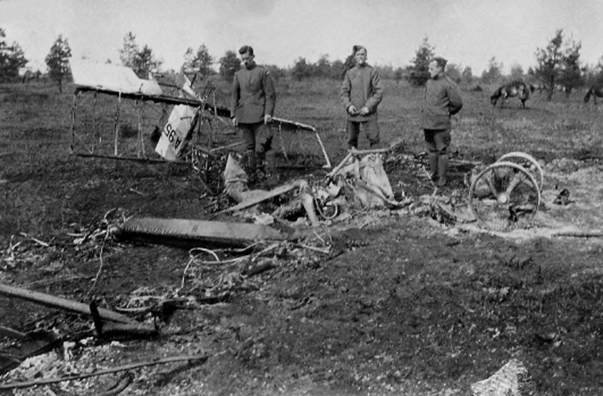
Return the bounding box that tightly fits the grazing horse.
[584,86,603,105]
[529,82,546,94]
[490,81,530,108]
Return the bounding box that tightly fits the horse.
[490,81,530,108]
[528,81,546,95]
[584,86,603,105]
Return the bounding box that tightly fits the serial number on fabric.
[163,124,182,149]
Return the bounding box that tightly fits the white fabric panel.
[70,59,162,96]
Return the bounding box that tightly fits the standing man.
[340,45,384,150]
[421,56,463,187]
[231,45,276,175]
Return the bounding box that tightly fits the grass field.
[2,77,602,241]
[2,77,603,395]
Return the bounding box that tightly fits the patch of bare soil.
[2,152,603,395]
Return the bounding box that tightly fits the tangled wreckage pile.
[2,142,598,395]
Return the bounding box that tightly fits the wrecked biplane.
[68,59,331,170]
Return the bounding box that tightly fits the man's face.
[428,61,442,79]
[241,52,255,69]
[354,48,367,66]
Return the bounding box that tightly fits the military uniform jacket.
[231,64,276,124]
[340,64,384,122]
[421,74,463,130]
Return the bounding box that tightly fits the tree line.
[2,28,603,100]
[407,31,603,100]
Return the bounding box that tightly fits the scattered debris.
[0,353,209,391]
[17,232,49,248]
[470,358,531,396]
[0,329,63,377]
[95,372,134,396]
[552,188,572,205]
[326,148,407,209]
[89,301,158,340]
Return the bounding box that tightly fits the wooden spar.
[73,86,231,117]
[0,283,135,324]
[137,99,145,158]
[326,152,354,180]
[0,354,209,391]
[72,152,189,165]
[278,123,289,161]
[218,180,307,214]
[270,117,331,168]
[69,91,78,154]
[271,117,315,131]
[92,91,98,148]
[314,129,332,168]
[114,92,121,156]
[0,325,26,339]
[349,139,405,155]
[326,139,405,180]
[118,217,294,248]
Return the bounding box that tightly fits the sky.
[1,0,602,75]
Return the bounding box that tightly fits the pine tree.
[557,38,583,98]
[533,29,565,100]
[45,35,71,92]
[480,57,503,85]
[218,50,241,80]
[133,45,162,78]
[182,44,214,78]
[119,32,139,69]
[0,28,28,82]
[118,32,162,78]
[291,57,311,81]
[406,37,435,87]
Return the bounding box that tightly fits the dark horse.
[490,81,530,108]
[584,86,603,105]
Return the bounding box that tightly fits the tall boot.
[256,151,266,172]
[246,150,257,174]
[265,151,277,174]
[436,153,448,186]
[428,152,438,181]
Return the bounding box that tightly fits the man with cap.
[231,45,277,176]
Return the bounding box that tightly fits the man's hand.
[359,106,370,116]
[347,105,358,115]
[231,117,238,127]
[264,114,273,124]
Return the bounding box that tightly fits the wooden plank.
[218,181,307,214]
[119,217,294,248]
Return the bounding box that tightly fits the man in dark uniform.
[340,45,384,149]
[231,45,277,175]
[421,56,463,187]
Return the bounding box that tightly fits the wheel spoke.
[497,152,544,192]
[485,171,499,197]
[504,171,524,196]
